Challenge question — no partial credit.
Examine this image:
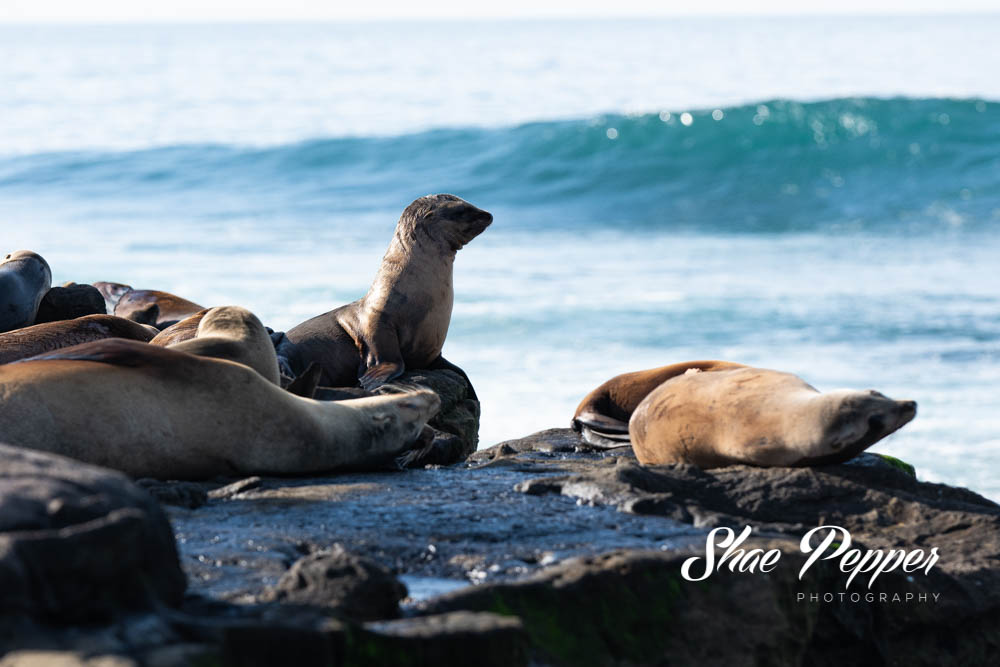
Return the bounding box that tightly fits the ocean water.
[1,18,998,498]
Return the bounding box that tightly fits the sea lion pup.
[165,306,280,385]
[572,361,746,447]
[0,251,52,333]
[276,194,492,392]
[628,365,917,468]
[93,281,206,329]
[0,339,440,479]
[0,315,158,364]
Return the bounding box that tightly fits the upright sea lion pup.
[0,338,440,479]
[572,361,746,446]
[0,251,52,332]
[0,315,158,364]
[277,194,492,391]
[612,364,916,468]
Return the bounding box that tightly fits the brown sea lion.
[0,339,440,479]
[0,251,52,333]
[572,361,746,447]
[165,306,279,384]
[0,315,158,365]
[628,365,917,468]
[93,281,205,329]
[275,194,492,393]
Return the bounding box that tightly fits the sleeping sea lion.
[572,361,746,447]
[0,251,52,333]
[150,309,208,347]
[93,281,205,329]
[276,194,492,393]
[0,315,158,365]
[628,365,917,468]
[0,338,440,479]
[165,306,279,384]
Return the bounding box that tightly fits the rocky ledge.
[1,428,998,666]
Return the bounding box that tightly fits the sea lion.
[276,194,492,393]
[33,283,107,323]
[150,309,208,347]
[0,315,158,365]
[0,251,52,333]
[0,339,440,479]
[628,365,917,468]
[93,281,205,329]
[572,361,746,447]
[165,306,279,384]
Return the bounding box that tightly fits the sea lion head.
[197,305,264,339]
[92,281,133,314]
[0,250,52,332]
[368,389,442,447]
[804,389,917,465]
[401,194,493,251]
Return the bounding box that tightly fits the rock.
[261,547,407,621]
[134,479,210,509]
[364,612,528,667]
[0,444,186,625]
[33,285,107,323]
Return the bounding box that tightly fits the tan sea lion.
[628,365,917,468]
[0,315,158,365]
[93,281,205,329]
[572,361,746,447]
[165,306,279,384]
[150,309,209,347]
[0,339,440,479]
[0,251,52,333]
[276,194,492,393]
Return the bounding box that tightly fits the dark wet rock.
[134,478,211,509]
[208,476,263,500]
[0,444,186,626]
[33,284,107,323]
[260,547,407,621]
[365,612,528,666]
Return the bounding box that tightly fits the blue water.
[1,19,999,498]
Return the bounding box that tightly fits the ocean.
[1,17,998,498]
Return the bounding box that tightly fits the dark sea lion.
[628,365,917,468]
[277,194,492,392]
[572,361,746,447]
[0,315,158,365]
[0,251,52,333]
[165,306,280,384]
[33,283,107,323]
[93,281,205,329]
[0,339,440,479]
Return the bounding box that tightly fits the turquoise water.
[1,19,998,498]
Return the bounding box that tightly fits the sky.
[1,0,998,22]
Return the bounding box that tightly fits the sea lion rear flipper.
[16,337,185,371]
[287,362,323,398]
[124,303,160,327]
[572,412,634,448]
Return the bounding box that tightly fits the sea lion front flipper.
[355,323,405,391]
[287,361,323,398]
[359,360,404,392]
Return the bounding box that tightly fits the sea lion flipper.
[287,361,323,398]
[124,303,160,327]
[359,360,404,392]
[572,411,633,448]
[17,337,182,370]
